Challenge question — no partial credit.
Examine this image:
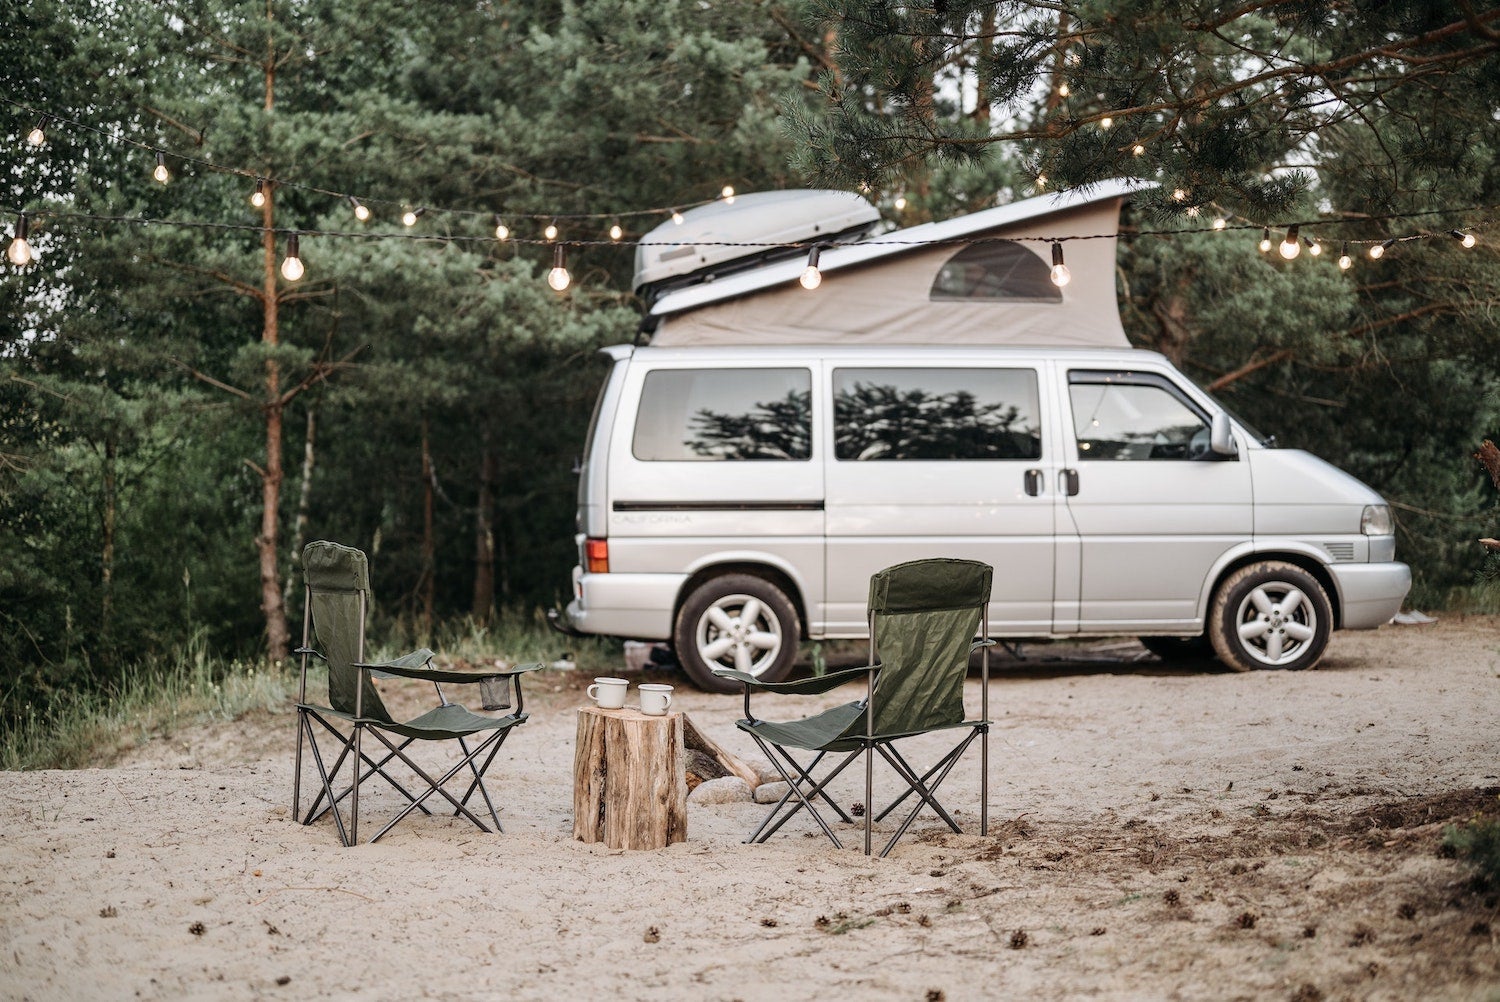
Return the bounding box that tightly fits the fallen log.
[681,712,761,789]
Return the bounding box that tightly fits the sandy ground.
[3,618,1500,1002]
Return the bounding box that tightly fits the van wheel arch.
[1210,553,1341,631]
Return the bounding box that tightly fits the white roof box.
[633,189,879,297]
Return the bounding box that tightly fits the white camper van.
[560,182,1411,692]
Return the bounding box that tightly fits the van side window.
[633,368,812,461]
[929,241,1062,303]
[1069,373,1211,460]
[833,367,1042,461]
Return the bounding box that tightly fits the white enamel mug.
[586,676,629,709]
[638,683,674,716]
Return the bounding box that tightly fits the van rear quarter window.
[632,367,812,461]
[832,367,1042,461]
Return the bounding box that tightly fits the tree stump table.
[572,706,688,850]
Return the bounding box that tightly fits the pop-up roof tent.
[638,178,1149,348]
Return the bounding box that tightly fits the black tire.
[1208,561,1332,672]
[1139,634,1215,662]
[672,573,800,693]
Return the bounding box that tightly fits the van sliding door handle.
[1023,469,1042,496]
[1061,468,1081,496]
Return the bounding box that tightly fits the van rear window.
[633,368,812,461]
[833,367,1042,461]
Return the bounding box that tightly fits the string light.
[671,210,684,225]
[26,116,47,147]
[152,151,170,184]
[1451,229,1477,248]
[547,243,570,292]
[348,196,370,222]
[721,185,735,203]
[1369,238,1395,259]
[1171,188,1188,202]
[494,216,509,241]
[1304,236,1322,256]
[1132,144,1145,156]
[280,232,304,282]
[250,179,266,208]
[1049,242,1071,287]
[1258,228,1273,253]
[1058,82,1070,98]
[402,206,425,227]
[1279,224,1301,260]
[1212,217,1226,230]
[893,195,907,211]
[1338,243,1353,270]
[1099,116,1113,129]
[799,245,822,290]
[544,221,559,241]
[609,222,623,241]
[7,214,32,266]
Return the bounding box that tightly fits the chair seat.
[738,701,866,751]
[299,701,524,741]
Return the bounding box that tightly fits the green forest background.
[3,1,1498,735]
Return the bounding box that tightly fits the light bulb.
[1058,83,1070,98]
[1258,228,1272,253]
[1171,188,1187,202]
[893,195,907,210]
[250,179,266,208]
[1338,244,1353,270]
[671,211,684,225]
[544,222,559,241]
[1369,239,1393,260]
[152,151,170,184]
[721,185,735,202]
[1049,242,1071,287]
[348,196,370,221]
[1305,237,1322,256]
[494,216,509,241]
[280,233,303,281]
[1452,230,1477,248]
[547,244,570,291]
[1099,116,1112,129]
[26,117,46,146]
[402,207,424,227]
[1212,217,1227,230]
[799,245,822,290]
[609,223,623,241]
[7,214,32,266]
[1279,225,1301,260]
[1132,144,1145,156]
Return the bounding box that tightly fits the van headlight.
[1361,504,1394,535]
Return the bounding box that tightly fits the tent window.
[930,241,1062,303]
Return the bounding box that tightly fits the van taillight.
[585,538,609,573]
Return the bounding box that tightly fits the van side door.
[822,364,1056,635]
[1056,368,1253,632]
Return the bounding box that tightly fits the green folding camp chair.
[715,558,994,857]
[292,540,543,846]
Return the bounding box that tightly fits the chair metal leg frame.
[872,729,982,858]
[299,711,433,825]
[450,732,509,832]
[871,738,972,830]
[741,732,860,849]
[361,726,511,843]
[298,711,352,846]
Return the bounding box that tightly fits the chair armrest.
[293,646,327,662]
[712,664,875,695]
[970,639,997,653]
[355,653,547,685]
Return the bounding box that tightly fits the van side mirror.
[1210,412,1238,456]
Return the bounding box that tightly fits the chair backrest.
[301,541,392,723]
[861,558,992,737]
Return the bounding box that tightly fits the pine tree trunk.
[283,404,317,608]
[420,415,435,635]
[100,435,116,652]
[472,441,496,622]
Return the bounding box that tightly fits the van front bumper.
[1329,561,1411,629]
[565,567,684,640]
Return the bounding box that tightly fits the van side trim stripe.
[613,500,825,512]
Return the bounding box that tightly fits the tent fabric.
[650,199,1130,348]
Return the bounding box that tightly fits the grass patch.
[1443,810,1500,887]
[1,643,291,771]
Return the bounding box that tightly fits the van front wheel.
[674,575,800,694]
[1208,562,1331,672]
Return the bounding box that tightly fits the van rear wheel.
[673,574,800,694]
[1208,561,1331,671]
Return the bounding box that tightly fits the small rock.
[688,776,753,805]
[643,926,660,943]
[752,781,791,804]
